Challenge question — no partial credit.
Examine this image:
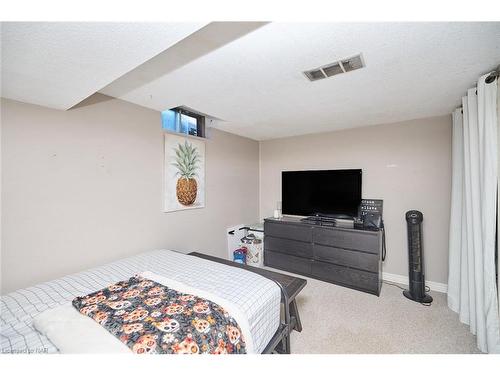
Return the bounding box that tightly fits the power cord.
[383,281,432,306]
[381,223,387,262]
[382,280,405,290]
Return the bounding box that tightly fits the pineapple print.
[172,141,200,206]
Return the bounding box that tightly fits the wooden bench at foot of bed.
[188,252,307,354]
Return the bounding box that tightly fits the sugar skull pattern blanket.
[72,275,246,354]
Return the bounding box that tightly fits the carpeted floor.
[287,274,481,354]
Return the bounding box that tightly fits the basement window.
[161,107,206,138]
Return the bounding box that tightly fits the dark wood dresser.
[264,217,382,295]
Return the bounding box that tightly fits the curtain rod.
[485,65,500,84]
[455,65,499,112]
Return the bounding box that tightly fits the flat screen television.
[282,169,362,217]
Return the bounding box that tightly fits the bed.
[1,249,304,354]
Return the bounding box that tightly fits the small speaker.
[403,210,432,304]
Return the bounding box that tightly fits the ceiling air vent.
[341,54,364,72]
[304,68,326,81]
[303,53,365,82]
[322,62,344,77]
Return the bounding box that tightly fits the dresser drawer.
[311,261,379,294]
[314,244,379,272]
[265,236,313,258]
[265,221,312,242]
[313,227,380,254]
[264,250,312,275]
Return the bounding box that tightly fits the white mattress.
[0,250,281,354]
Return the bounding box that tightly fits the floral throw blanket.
[72,276,246,354]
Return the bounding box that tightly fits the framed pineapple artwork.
[164,134,205,212]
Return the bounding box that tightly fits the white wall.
[259,115,452,284]
[1,95,260,293]
[1,95,453,291]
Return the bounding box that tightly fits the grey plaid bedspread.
[0,250,281,354]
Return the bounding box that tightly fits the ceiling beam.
[99,22,268,100]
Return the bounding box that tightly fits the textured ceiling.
[102,22,500,140]
[2,22,500,139]
[1,22,206,110]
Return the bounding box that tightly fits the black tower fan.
[403,210,432,304]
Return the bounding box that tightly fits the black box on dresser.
[264,217,382,296]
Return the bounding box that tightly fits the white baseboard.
[382,272,448,294]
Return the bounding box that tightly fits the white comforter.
[33,271,256,353]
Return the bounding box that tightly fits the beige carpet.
[287,274,481,354]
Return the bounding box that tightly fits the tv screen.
[282,169,362,217]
